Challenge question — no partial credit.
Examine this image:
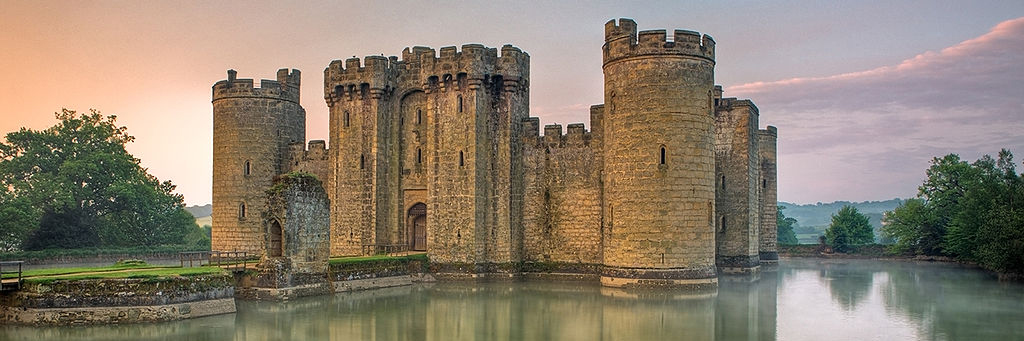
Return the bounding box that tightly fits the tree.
[883,199,940,255]
[945,150,1024,272]
[0,109,196,250]
[824,205,874,253]
[882,149,1024,274]
[777,205,799,245]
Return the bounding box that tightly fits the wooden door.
[413,215,426,251]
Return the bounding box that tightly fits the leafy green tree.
[0,191,37,251]
[945,150,1024,272]
[825,205,874,252]
[184,224,212,249]
[0,109,196,250]
[880,149,1024,273]
[777,205,799,245]
[917,154,979,247]
[883,199,940,255]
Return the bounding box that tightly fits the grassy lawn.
[13,261,171,278]
[22,266,226,284]
[329,253,427,265]
[1,260,228,283]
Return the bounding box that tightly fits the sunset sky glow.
[1,0,1022,205]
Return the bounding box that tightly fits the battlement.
[759,126,778,138]
[324,44,529,103]
[603,18,715,66]
[212,69,301,103]
[523,117,591,148]
[289,140,329,159]
[717,97,759,115]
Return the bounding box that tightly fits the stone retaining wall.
[0,274,235,325]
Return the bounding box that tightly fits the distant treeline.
[779,199,903,244]
[779,199,904,227]
[882,150,1023,275]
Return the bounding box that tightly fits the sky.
[1,0,1022,205]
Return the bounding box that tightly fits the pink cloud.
[726,17,1024,204]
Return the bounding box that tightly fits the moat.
[3,259,1021,340]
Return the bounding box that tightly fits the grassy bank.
[23,267,226,284]
[779,244,909,259]
[1,259,227,284]
[329,253,428,265]
[0,245,210,261]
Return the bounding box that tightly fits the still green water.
[4,259,1023,341]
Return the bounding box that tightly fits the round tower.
[758,126,779,263]
[212,69,305,253]
[600,18,718,288]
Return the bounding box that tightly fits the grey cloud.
[729,17,1024,203]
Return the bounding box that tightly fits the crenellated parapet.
[522,118,592,148]
[288,140,329,164]
[717,97,760,116]
[213,69,301,104]
[603,18,715,66]
[323,43,529,106]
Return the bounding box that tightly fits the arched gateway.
[407,203,427,251]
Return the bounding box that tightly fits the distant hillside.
[185,204,213,227]
[779,199,904,244]
[185,204,212,218]
[779,199,904,227]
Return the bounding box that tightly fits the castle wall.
[323,45,529,266]
[714,98,761,272]
[287,140,329,182]
[600,19,718,288]
[758,127,779,263]
[210,18,784,285]
[212,69,304,253]
[521,121,603,265]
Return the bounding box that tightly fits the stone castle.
[212,18,778,288]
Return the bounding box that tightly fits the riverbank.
[778,244,1024,281]
[0,272,235,325]
[778,244,909,259]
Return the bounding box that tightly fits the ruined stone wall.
[600,18,718,288]
[521,121,603,266]
[262,174,330,274]
[714,98,761,271]
[758,127,779,262]
[212,69,304,253]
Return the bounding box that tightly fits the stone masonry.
[714,87,762,273]
[211,18,779,288]
[212,69,305,252]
